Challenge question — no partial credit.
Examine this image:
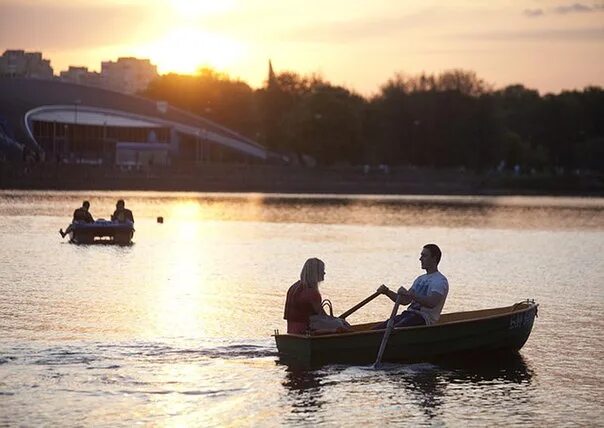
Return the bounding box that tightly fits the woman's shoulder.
[286,281,302,296]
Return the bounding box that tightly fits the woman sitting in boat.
[283,258,328,334]
[374,244,449,328]
[111,199,134,223]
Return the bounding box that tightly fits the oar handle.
[338,291,382,319]
[374,293,402,368]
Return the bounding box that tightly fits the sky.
[1,0,603,95]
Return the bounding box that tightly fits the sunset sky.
[1,0,603,95]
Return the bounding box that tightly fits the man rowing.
[374,244,449,328]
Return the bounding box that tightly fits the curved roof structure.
[0,77,268,160]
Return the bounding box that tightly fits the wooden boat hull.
[275,301,538,366]
[69,220,134,245]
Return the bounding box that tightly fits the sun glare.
[170,0,236,18]
[135,27,245,75]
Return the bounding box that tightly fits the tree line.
[143,68,604,173]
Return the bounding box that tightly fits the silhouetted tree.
[370,69,499,169]
[144,69,259,138]
[283,83,366,165]
[139,65,603,173]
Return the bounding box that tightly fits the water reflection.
[279,353,534,421]
[394,364,448,420]
[281,366,331,425]
[153,202,207,338]
[283,367,325,404]
[439,351,534,384]
[390,353,534,420]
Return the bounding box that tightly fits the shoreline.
[1,162,602,197]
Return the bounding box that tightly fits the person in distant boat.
[111,199,134,223]
[373,244,449,329]
[284,258,328,334]
[59,200,94,238]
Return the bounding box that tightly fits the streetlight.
[195,130,200,164]
[52,120,56,159]
[73,99,81,161]
[103,119,108,164]
[196,129,207,163]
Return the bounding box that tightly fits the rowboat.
[274,300,538,366]
[69,219,135,245]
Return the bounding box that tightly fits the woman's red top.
[283,281,322,334]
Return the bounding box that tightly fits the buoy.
[157,216,164,223]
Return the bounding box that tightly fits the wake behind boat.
[275,300,538,366]
[68,219,135,245]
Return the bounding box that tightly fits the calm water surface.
[1,191,603,426]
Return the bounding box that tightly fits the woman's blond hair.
[299,258,325,289]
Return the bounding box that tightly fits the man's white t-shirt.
[407,271,449,325]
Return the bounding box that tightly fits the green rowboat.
[275,300,538,366]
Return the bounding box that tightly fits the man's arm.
[406,290,444,309]
[377,284,413,305]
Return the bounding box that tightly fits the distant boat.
[68,219,134,245]
[275,300,538,366]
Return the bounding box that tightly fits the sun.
[134,27,245,75]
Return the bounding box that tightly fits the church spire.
[268,59,277,89]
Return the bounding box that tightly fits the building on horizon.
[59,66,101,88]
[60,58,158,94]
[100,57,158,94]
[2,50,160,94]
[0,78,275,165]
[0,50,53,79]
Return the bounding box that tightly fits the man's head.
[420,244,441,272]
[82,200,90,210]
[116,199,125,209]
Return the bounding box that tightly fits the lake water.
[1,190,603,426]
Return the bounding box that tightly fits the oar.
[338,291,381,320]
[373,293,402,368]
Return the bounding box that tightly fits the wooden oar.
[373,293,402,368]
[338,291,381,320]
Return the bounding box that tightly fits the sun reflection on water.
[153,201,207,338]
[150,199,257,339]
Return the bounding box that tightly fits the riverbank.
[1,162,602,196]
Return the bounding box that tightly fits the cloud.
[554,3,595,14]
[523,8,545,17]
[0,1,157,50]
[453,27,604,42]
[523,3,604,17]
